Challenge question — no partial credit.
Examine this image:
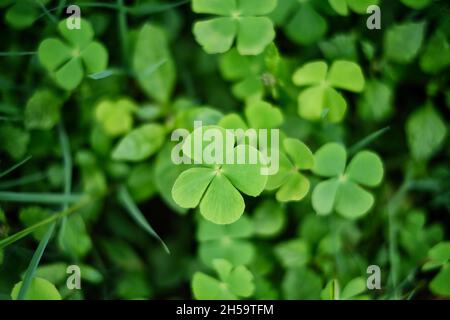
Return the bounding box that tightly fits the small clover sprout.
[95,98,137,137]
[311,143,384,219]
[11,277,61,300]
[197,216,254,266]
[24,90,63,130]
[38,19,108,91]
[172,126,268,224]
[292,60,365,122]
[192,259,255,300]
[423,242,450,297]
[328,0,379,16]
[266,138,314,202]
[192,0,277,55]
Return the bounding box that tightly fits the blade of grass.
[57,123,73,251]
[129,0,191,15]
[0,172,47,190]
[118,186,170,254]
[0,156,32,179]
[35,0,58,24]
[117,0,129,67]
[0,198,90,250]
[0,192,82,204]
[0,51,37,57]
[348,126,390,156]
[17,222,55,300]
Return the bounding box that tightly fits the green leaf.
[283,138,314,170]
[313,143,347,177]
[252,200,285,237]
[112,124,166,161]
[192,272,236,299]
[329,0,348,15]
[80,42,108,74]
[58,19,93,48]
[236,17,275,56]
[200,174,245,225]
[192,0,236,15]
[285,4,327,45]
[420,31,450,74]
[37,38,71,71]
[275,239,310,268]
[312,178,340,215]
[385,22,426,64]
[335,181,374,219]
[19,207,53,241]
[172,167,215,208]
[237,0,277,15]
[25,90,63,130]
[133,24,176,103]
[358,80,393,121]
[11,277,61,300]
[95,98,136,137]
[341,277,366,299]
[0,124,29,159]
[58,215,92,259]
[244,101,283,129]
[406,105,447,161]
[429,242,450,264]
[292,61,328,86]
[430,266,450,297]
[54,57,84,91]
[276,173,310,202]
[193,18,237,54]
[282,267,322,299]
[221,145,268,197]
[327,60,365,92]
[346,151,384,187]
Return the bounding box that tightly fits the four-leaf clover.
[311,143,383,219]
[38,19,108,91]
[192,0,277,55]
[192,259,255,299]
[292,60,365,122]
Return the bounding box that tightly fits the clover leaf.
[423,242,450,297]
[271,0,327,45]
[24,89,64,130]
[311,143,384,219]
[400,0,431,9]
[266,138,314,202]
[252,199,285,237]
[197,216,255,266]
[95,98,137,137]
[112,124,166,161]
[219,100,284,130]
[292,60,365,122]
[11,277,61,300]
[219,48,266,101]
[0,0,49,30]
[192,259,255,299]
[329,0,379,16]
[384,21,426,64]
[275,239,310,268]
[38,19,108,91]
[192,0,277,55]
[172,125,268,224]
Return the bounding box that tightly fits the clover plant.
[292,60,365,122]
[423,242,450,297]
[38,19,108,90]
[311,143,384,219]
[192,259,255,299]
[192,0,277,55]
[328,0,379,16]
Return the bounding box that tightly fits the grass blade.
[0,156,32,179]
[0,172,47,190]
[0,199,90,250]
[0,192,82,204]
[17,222,55,300]
[118,186,170,254]
[348,126,390,155]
